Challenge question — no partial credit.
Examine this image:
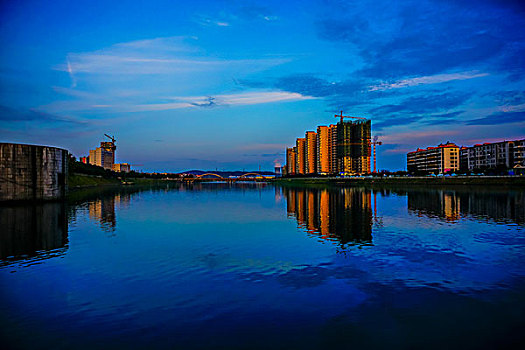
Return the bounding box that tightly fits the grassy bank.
[68,173,121,188]
[273,176,525,187]
[68,173,183,190]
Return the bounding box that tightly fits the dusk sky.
[1,0,524,172]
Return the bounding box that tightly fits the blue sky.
[1,0,524,172]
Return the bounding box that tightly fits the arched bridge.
[181,172,270,182]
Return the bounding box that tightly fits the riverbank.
[68,173,180,189]
[273,176,525,187]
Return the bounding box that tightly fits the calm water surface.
[1,183,524,349]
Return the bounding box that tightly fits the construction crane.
[101,134,116,153]
[104,134,116,143]
[371,135,382,173]
[334,110,368,123]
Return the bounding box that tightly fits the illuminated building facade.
[286,147,297,175]
[112,163,131,172]
[305,131,317,174]
[407,142,459,174]
[329,124,338,174]
[284,118,372,176]
[316,126,330,174]
[89,141,116,170]
[295,138,306,175]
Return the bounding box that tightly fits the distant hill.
[181,170,275,176]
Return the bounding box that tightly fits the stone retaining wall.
[0,143,68,201]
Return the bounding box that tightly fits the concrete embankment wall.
[0,143,68,201]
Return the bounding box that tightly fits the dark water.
[1,183,524,349]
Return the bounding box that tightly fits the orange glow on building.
[296,138,306,175]
[329,124,338,174]
[316,126,330,174]
[283,115,372,176]
[305,131,317,174]
[286,147,297,175]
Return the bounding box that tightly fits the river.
[1,183,524,349]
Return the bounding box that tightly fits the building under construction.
[89,141,116,170]
[84,134,131,172]
[335,118,371,175]
[284,112,373,176]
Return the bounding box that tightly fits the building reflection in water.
[87,193,131,232]
[0,202,68,262]
[283,186,373,245]
[407,189,524,225]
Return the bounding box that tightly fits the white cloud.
[500,103,525,112]
[54,37,288,75]
[47,37,299,117]
[133,91,316,111]
[42,91,315,113]
[369,71,489,91]
[66,58,77,88]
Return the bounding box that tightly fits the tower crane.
[104,134,116,143]
[102,134,116,153]
[334,110,368,123]
[371,135,382,173]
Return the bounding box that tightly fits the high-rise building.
[316,126,330,174]
[286,147,297,175]
[89,140,116,170]
[283,116,372,176]
[336,119,371,175]
[89,147,114,170]
[329,124,338,174]
[305,131,317,174]
[296,138,306,175]
[407,142,459,174]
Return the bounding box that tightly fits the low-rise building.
[459,139,525,172]
[407,142,459,174]
[112,163,131,172]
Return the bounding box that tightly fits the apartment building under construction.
[335,119,371,175]
[89,142,116,170]
[284,114,372,176]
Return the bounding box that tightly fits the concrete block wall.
[0,143,68,201]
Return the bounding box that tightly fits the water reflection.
[282,186,373,245]
[407,189,524,225]
[87,193,132,232]
[1,184,524,349]
[0,202,68,262]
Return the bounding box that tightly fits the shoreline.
[272,175,525,187]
